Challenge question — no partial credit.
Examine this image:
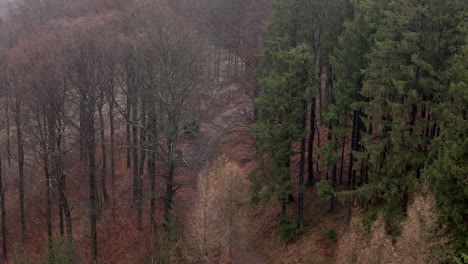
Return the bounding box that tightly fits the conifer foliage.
[251,0,316,235]
[252,0,467,257]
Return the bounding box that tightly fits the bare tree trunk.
[0,157,7,261]
[46,156,55,264]
[164,157,175,225]
[5,105,11,167]
[148,148,157,232]
[14,100,26,237]
[215,45,220,84]
[227,49,232,78]
[60,187,72,240]
[80,100,86,161]
[148,107,157,233]
[98,100,109,202]
[147,154,156,233]
[136,102,147,231]
[47,116,59,242]
[234,39,240,78]
[84,97,98,261]
[132,94,139,205]
[89,127,98,261]
[126,96,132,170]
[58,152,73,241]
[108,93,116,220]
[59,204,64,236]
[44,163,53,249]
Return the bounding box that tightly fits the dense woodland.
[0,0,466,263]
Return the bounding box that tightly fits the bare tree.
[61,15,116,260]
[0,156,7,261]
[4,48,27,238]
[127,5,212,225]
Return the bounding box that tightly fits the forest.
[0,0,466,263]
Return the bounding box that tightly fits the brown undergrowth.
[336,191,453,264]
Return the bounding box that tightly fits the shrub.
[280,216,303,243]
[316,179,335,201]
[41,237,74,264]
[12,246,36,264]
[323,228,338,243]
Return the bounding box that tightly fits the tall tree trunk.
[108,93,116,220]
[60,184,72,240]
[307,98,316,185]
[132,95,139,205]
[89,136,98,261]
[148,106,158,233]
[14,101,26,237]
[362,120,372,186]
[349,110,364,189]
[136,102,147,231]
[348,110,357,189]
[44,163,53,249]
[326,123,333,180]
[243,62,260,123]
[79,100,86,161]
[46,159,55,264]
[281,201,287,218]
[315,121,321,176]
[297,101,307,229]
[126,96,132,170]
[0,157,7,261]
[339,134,346,184]
[5,105,11,167]
[46,116,56,243]
[84,98,98,261]
[227,49,232,78]
[327,121,337,213]
[98,101,109,202]
[164,157,175,225]
[58,150,73,241]
[214,44,220,84]
[59,204,64,236]
[318,65,327,120]
[331,164,337,213]
[148,148,157,232]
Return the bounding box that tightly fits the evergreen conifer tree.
[360,0,465,228]
[251,0,316,234]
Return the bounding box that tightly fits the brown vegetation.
[336,192,452,264]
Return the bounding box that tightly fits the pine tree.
[252,42,315,219]
[423,31,467,253]
[330,0,390,189]
[359,0,465,229]
[251,0,316,235]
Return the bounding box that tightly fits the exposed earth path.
[180,87,267,264]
